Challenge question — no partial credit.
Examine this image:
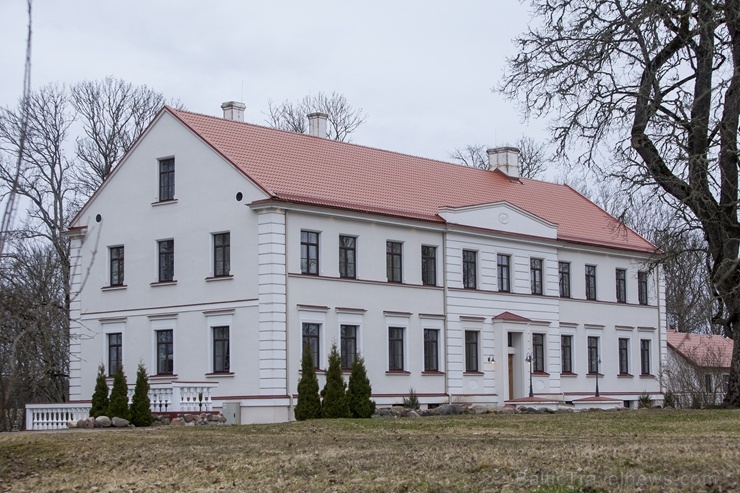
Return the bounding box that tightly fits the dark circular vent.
[236,192,243,202]
[95,214,102,223]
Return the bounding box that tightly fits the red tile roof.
[667,329,733,369]
[493,311,532,322]
[169,108,656,253]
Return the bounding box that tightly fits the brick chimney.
[487,147,520,178]
[221,101,246,122]
[307,112,328,138]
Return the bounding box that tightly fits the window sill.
[586,373,604,378]
[463,371,484,376]
[151,280,177,287]
[101,284,127,291]
[532,371,550,376]
[640,373,655,379]
[560,372,578,377]
[299,369,325,374]
[205,275,233,282]
[617,373,634,378]
[205,372,235,378]
[385,370,411,375]
[300,272,320,277]
[152,199,178,207]
[149,373,178,380]
[422,371,445,376]
[386,280,404,284]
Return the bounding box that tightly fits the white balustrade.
[25,403,92,431]
[25,381,219,430]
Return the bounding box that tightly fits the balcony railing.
[25,381,218,430]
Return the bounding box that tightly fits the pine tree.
[107,365,130,420]
[294,344,322,421]
[321,343,350,419]
[90,364,110,417]
[347,355,376,418]
[129,363,152,427]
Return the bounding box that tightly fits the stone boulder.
[95,416,112,428]
[170,417,185,426]
[469,404,490,415]
[436,404,462,415]
[111,417,129,427]
[67,420,77,429]
[183,414,196,423]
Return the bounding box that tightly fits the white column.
[257,209,288,395]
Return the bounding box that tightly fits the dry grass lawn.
[1,409,738,492]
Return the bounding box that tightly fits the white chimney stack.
[307,112,328,138]
[221,101,246,122]
[487,146,520,178]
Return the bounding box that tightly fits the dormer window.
[159,158,175,201]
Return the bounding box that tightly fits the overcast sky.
[0,1,550,168]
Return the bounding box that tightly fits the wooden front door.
[508,354,514,400]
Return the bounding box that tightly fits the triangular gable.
[439,201,558,239]
[69,107,270,229]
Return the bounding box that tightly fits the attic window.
[159,158,175,201]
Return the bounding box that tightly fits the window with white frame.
[158,239,174,282]
[424,329,439,372]
[561,335,573,373]
[302,323,321,369]
[640,339,651,375]
[463,250,477,289]
[156,329,174,375]
[532,333,545,372]
[388,327,405,370]
[109,246,124,286]
[212,326,230,373]
[340,325,358,370]
[465,331,479,372]
[587,336,600,374]
[618,338,630,374]
[108,333,122,376]
[213,232,230,277]
[531,259,543,295]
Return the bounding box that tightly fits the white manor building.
[63,102,665,424]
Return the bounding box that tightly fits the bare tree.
[266,91,367,142]
[449,136,547,178]
[0,242,68,431]
[71,76,180,196]
[502,0,740,406]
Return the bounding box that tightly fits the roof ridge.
[169,107,519,176]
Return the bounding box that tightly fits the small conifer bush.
[90,364,110,417]
[321,343,350,419]
[129,363,152,427]
[295,344,322,420]
[347,355,375,418]
[107,365,130,420]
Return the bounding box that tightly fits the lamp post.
[595,356,602,397]
[525,352,534,398]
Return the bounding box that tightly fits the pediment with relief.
[438,201,558,239]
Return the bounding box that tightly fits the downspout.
[284,208,293,420]
[442,227,451,404]
[656,263,664,397]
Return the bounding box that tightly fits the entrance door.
[508,354,514,400]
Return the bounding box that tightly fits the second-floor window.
[532,333,545,372]
[531,258,543,295]
[338,236,356,279]
[585,265,597,300]
[463,250,477,289]
[421,246,437,286]
[158,240,174,282]
[638,271,649,305]
[159,158,175,201]
[109,246,124,286]
[616,268,627,303]
[618,338,629,374]
[559,262,571,297]
[300,231,319,275]
[213,233,230,277]
[386,241,403,282]
[497,254,511,292]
